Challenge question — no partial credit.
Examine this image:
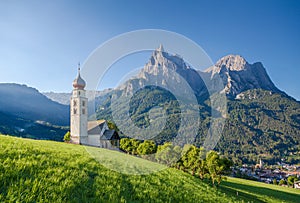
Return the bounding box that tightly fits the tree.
[63,131,71,142]
[279,179,286,186]
[107,120,119,131]
[181,145,199,176]
[119,138,141,154]
[155,142,181,166]
[196,147,208,179]
[129,139,141,155]
[219,156,233,175]
[287,176,298,187]
[120,138,131,153]
[197,158,207,180]
[205,151,228,186]
[137,140,157,155]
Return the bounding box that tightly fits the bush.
[63,131,71,142]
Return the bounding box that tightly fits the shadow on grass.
[219,183,264,203]
[219,180,300,203]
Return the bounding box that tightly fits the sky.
[0,0,299,100]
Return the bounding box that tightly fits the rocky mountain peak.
[215,54,249,71]
[203,55,282,98]
[146,45,186,69]
[118,45,209,99]
[157,44,164,52]
[118,48,283,100]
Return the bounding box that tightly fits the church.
[70,66,120,149]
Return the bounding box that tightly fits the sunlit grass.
[220,177,300,203]
[85,145,166,175]
[0,135,299,202]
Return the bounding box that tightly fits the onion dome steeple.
[72,63,86,90]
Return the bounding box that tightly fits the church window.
[82,101,85,106]
[82,108,85,114]
[73,108,77,114]
[73,100,77,106]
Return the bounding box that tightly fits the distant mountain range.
[43,88,113,105]
[0,83,69,140]
[0,46,299,164]
[0,84,69,125]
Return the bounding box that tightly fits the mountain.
[117,45,209,101]
[216,89,300,164]
[117,47,282,101]
[203,55,283,98]
[43,88,113,105]
[42,92,72,105]
[0,83,69,126]
[96,46,300,164]
[0,84,69,140]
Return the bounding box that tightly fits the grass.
[0,135,299,202]
[86,146,167,175]
[220,177,300,203]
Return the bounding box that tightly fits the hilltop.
[0,135,299,202]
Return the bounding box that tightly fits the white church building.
[70,66,120,149]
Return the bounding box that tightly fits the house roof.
[101,130,119,140]
[87,120,106,134]
[87,120,120,140]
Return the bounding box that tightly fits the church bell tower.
[70,64,88,144]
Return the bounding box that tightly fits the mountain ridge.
[95,47,300,164]
[204,54,282,98]
[42,50,294,104]
[0,83,69,126]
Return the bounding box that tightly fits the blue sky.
[0,0,299,100]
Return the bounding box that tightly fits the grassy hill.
[0,135,299,202]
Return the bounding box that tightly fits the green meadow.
[0,135,299,202]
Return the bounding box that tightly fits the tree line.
[120,138,233,186]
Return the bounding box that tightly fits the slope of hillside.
[220,177,300,203]
[214,89,300,164]
[0,83,69,126]
[0,111,67,141]
[0,135,299,202]
[97,88,300,164]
